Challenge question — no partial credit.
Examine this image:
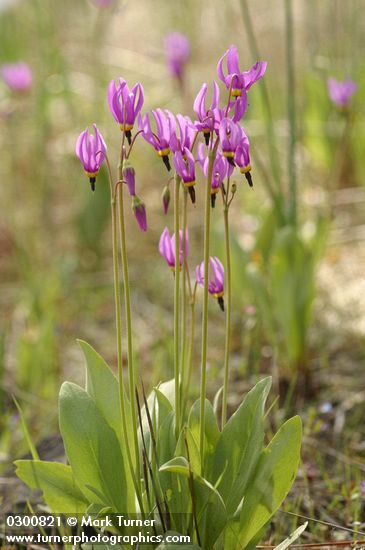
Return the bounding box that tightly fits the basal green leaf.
[212,377,271,515]
[59,382,128,512]
[237,415,302,548]
[15,460,88,513]
[78,340,135,511]
[160,457,227,549]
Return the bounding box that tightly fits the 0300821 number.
[6,515,62,528]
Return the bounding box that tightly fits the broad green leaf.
[160,457,227,549]
[59,382,128,512]
[188,399,220,474]
[138,380,175,456]
[176,427,201,475]
[78,340,135,511]
[79,340,122,437]
[15,460,88,513]
[212,377,271,515]
[237,415,302,548]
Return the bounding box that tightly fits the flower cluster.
[75,43,266,297]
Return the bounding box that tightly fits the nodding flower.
[219,118,241,165]
[132,196,147,232]
[122,160,136,196]
[161,185,171,214]
[327,78,357,108]
[196,256,225,311]
[234,128,253,187]
[139,109,174,171]
[193,81,220,145]
[197,143,229,207]
[165,32,190,83]
[75,124,107,191]
[159,227,189,271]
[217,45,267,98]
[108,79,144,144]
[173,147,196,203]
[169,114,197,154]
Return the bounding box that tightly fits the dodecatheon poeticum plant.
[196,256,225,311]
[327,77,357,109]
[159,227,189,271]
[139,108,174,171]
[15,43,302,550]
[75,124,107,191]
[217,44,267,98]
[108,78,144,144]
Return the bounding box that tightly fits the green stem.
[180,189,188,420]
[221,202,232,427]
[184,298,196,416]
[117,184,141,495]
[199,140,218,465]
[110,190,144,515]
[285,0,297,226]
[174,174,181,438]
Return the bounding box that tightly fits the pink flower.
[173,148,196,203]
[139,109,175,171]
[217,45,266,97]
[75,124,107,191]
[165,32,190,82]
[159,227,189,271]
[1,62,32,92]
[196,257,225,311]
[108,79,144,143]
[327,78,357,107]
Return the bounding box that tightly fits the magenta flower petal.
[75,124,107,186]
[159,227,189,270]
[108,78,144,136]
[217,45,266,96]
[196,256,225,309]
[242,61,267,90]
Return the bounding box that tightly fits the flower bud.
[122,160,136,196]
[132,196,147,232]
[162,185,171,214]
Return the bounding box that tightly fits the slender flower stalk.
[221,182,232,427]
[174,174,181,438]
[180,188,188,415]
[117,168,141,497]
[104,157,144,515]
[199,137,219,466]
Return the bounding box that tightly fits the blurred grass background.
[1,0,365,542]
